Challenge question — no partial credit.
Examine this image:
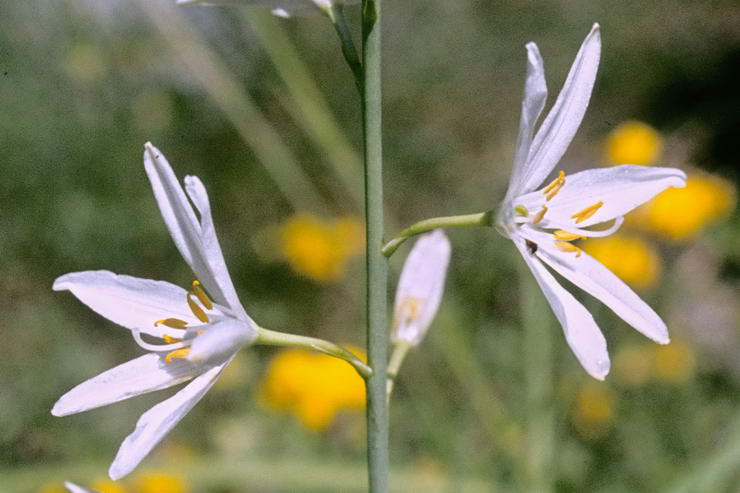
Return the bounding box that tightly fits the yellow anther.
[154,318,188,330]
[553,230,586,241]
[543,171,566,200]
[163,335,183,344]
[532,205,548,225]
[165,348,190,363]
[191,280,213,310]
[555,241,583,257]
[514,205,529,217]
[571,201,604,224]
[187,294,210,323]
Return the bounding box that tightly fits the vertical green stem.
[520,264,555,492]
[362,0,388,492]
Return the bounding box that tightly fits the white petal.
[53,270,198,337]
[514,239,610,379]
[517,24,601,193]
[391,230,451,346]
[143,143,233,310]
[65,483,98,493]
[536,244,670,344]
[187,318,256,365]
[506,42,548,199]
[108,363,226,480]
[519,165,686,228]
[183,176,246,319]
[52,354,201,417]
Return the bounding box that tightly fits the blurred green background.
[1,0,739,492]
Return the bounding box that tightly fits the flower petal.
[108,362,226,480]
[536,243,670,344]
[187,318,257,365]
[52,354,201,416]
[517,23,601,194]
[65,483,98,493]
[184,176,246,319]
[143,143,234,310]
[520,165,686,228]
[515,239,610,379]
[506,42,548,200]
[391,230,451,346]
[53,270,199,337]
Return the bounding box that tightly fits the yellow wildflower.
[279,214,364,283]
[571,382,617,440]
[630,173,736,241]
[612,344,653,388]
[260,347,366,431]
[581,234,661,289]
[651,339,696,384]
[605,120,663,166]
[133,472,188,493]
[89,478,128,493]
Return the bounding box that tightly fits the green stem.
[254,327,372,380]
[386,340,412,402]
[519,264,555,492]
[328,5,364,92]
[362,0,388,491]
[382,211,494,257]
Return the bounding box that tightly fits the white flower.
[65,482,98,493]
[391,230,451,346]
[497,24,686,380]
[176,0,359,18]
[52,143,258,480]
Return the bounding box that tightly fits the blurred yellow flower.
[581,234,661,289]
[260,347,366,430]
[605,121,663,166]
[37,482,67,493]
[279,214,364,283]
[133,472,188,493]
[571,382,617,440]
[651,339,696,384]
[612,344,653,388]
[630,174,736,241]
[89,478,128,493]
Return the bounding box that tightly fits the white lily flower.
[52,143,258,480]
[391,230,451,346]
[176,0,359,18]
[496,24,686,380]
[65,482,98,493]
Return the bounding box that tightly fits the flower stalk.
[361,0,389,490]
[381,211,494,257]
[254,327,373,379]
[385,340,411,402]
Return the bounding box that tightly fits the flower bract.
[52,143,258,479]
[496,24,686,379]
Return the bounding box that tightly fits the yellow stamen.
[165,348,190,363]
[154,318,188,330]
[514,205,529,217]
[553,230,587,241]
[555,241,583,257]
[543,171,566,200]
[163,335,183,344]
[532,205,548,225]
[571,201,604,224]
[192,280,213,310]
[187,294,209,323]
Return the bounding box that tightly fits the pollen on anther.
[192,280,213,310]
[165,348,190,363]
[571,201,604,224]
[555,241,583,257]
[543,171,566,201]
[532,205,548,225]
[553,230,586,241]
[154,318,188,329]
[187,294,210,323]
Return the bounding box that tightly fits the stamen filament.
[571,201,604,224]
[132,327,190,352]
[187,294,210,323]
[192,281,213,310]
[532,205,548,225]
